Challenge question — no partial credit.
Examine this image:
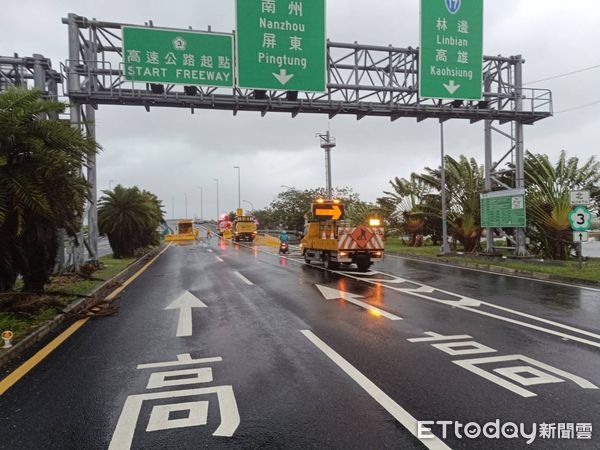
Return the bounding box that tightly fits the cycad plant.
[0,88,98,292]
[98,185,164,258]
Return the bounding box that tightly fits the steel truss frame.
[61,14,553,257]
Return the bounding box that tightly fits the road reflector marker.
[2,330,13,349]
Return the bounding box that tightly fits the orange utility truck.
[300,199,384,272]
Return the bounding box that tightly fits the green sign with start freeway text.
[122,27,234,87]
[419,0,484,100]
[236,0,327,92]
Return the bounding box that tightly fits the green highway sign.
[569,205,593,232]
[236,0,326,92]
[480,189,526,228]
[122,27,234,87]
[419,0,484,100]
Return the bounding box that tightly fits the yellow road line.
[0,244,171,396]
[105,244,171,301]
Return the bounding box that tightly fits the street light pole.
[214,178,219,220]
[198,186,203,221]
[234,166,241,210]
[318,131,336,199]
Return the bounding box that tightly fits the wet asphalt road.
[1,237,599,449]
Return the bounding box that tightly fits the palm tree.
[525,151,600,259]
[98,185,164,258]
[0,88,98,292]
[379,176,428,246]
[414,155,485,252]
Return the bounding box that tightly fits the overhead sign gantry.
[60,11,553,261]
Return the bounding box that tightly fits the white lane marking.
[301,330,450,450]
[455,305,600,349]
[215,256,224,263]
[337,269,600,349]
[231,241,600,348]
[208,249,213,253]
[234,271,253,285]
[385,253,600,293]
[109,386,240,449]
[368,268,600,340]
[137,354,222,370]
[316,285,402,321]
[164,291,207,338]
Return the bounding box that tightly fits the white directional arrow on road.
[443,80,461,95]
[165,291,207,337]
[272,69,294,85]
[316,285,402,321]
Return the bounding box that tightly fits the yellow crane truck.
[300,199,384,272]
[232,209,258,242]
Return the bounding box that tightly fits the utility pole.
[318,131,336,199]
[233,166,241,210]
[440,121,451,255]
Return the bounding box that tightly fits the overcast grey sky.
[1,1,599,219]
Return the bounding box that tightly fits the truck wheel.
[356,262,370,272]
[304,252,311,264]
[324,253,339,270]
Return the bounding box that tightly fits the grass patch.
[0,254,136,343]
[386,237,600,283]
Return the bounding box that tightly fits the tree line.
[378,152,599,260]
[252,152,599,261]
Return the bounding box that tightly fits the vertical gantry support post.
[513,55,528,256]
[68,13,84,270]
[31,54,46,92]
[86,28,99,263]
[48,67,67,272]
[33,54,67,272]
[483,73,495,254]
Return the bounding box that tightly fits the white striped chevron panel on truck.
[338,225,384,251]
